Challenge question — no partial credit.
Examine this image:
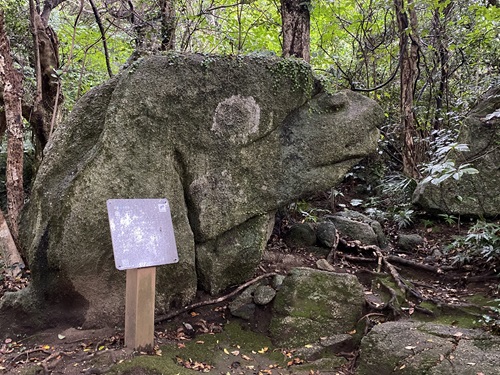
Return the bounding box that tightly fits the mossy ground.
[108,321,295,375]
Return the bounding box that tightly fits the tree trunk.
[281,0,311,62]
[29,0,64,153]
[394,0,421,178]
[431,1,453,129]
[0,9,25,244]
[160,0,177,51]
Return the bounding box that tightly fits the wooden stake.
[125,267,156,351]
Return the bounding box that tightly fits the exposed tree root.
[326,229,340,264]
[155,272,277,323]
[386,255,442,273]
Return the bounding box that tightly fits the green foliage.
[176,0,282,54]
[421,143,479,185]
[393,207,415,229]
[438,213,458,226]
[288,200,330,223]
[55,9,133,109]
[448,221,500,270]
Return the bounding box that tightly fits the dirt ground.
[1,187,499,375]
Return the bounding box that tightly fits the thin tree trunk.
[89,0,113,78]
[160,0,177,51]
[0,9,25,245]
[394,0,421,178]
[432,1,453,129]
[281,0,311,62]
[29,0,64,153]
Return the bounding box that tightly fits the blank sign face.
[107,199,179,270]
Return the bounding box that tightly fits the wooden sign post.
[125,267,156,351]
[107,199,178,351]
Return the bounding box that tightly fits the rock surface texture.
[357,321,500,375]
[413,86,500,216]
[13,54,383,328]
[269,267,365,347]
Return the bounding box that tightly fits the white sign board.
[107,199,179,270]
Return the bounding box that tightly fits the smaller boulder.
[316,222,337,248]
[269,267,365,347]
[284,223,316,248]
[412,86,500,217]
[328,210,387,248]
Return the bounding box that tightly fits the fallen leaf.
[196,341,204,344]
[223,348,230,355]
[190,312,200,317]
[57,334,66,340]
[404,346,416,350]
[231,350,240,356]
[241,354,252,361]
[304,344,313,348]
[258,347,269,354]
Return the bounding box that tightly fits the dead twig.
[155,272,277,323]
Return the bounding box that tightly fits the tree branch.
[89,0,113,78]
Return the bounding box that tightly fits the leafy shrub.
[421,143,479,185]
[448,221,500,270]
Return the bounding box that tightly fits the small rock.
[320,334,356,352]
[316,259,335,272]
[271,275,285,289]
[253,285,277,305]
[229,284,259,320]
[284,223,316,248]
[316,222,337,248]
[398,234,424,252]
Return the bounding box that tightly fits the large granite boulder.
[357,321,500,375]
[9,54,382,329]
[413,86,500,216]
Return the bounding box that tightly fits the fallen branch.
[155,272,277,323]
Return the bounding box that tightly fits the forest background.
[0,0,499,274]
